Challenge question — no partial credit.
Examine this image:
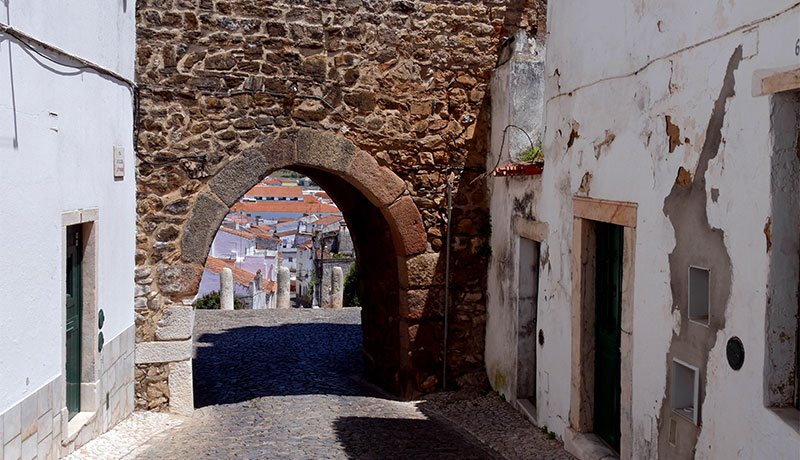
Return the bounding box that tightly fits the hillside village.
[197,173,356,309]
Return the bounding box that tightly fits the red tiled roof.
[314,191,330,199]
[218,227,255,240]
[232,201,340,214]
[250,225,279,240]
[261,178,281,185]
[226,212,254,225]
[303,194,321,204]
[315,215,345,227]
[275,229,297,238]
[244,185,303,197]
[204,257,256,287]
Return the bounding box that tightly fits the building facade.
[0,2,136,458]
[485,3,800,459]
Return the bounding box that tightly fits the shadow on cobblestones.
[194,322,364,407]
[132,311,519,460]
[333,416,502,460]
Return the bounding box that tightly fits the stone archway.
[133,0,543,414]
[135,129,437,413]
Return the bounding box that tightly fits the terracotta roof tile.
[204,257,256,287]
[244,185,303,197]
[232,201,341,215]
[218,227,255,240]
[315,215,345,227]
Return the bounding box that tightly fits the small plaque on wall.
[113,146,125,179]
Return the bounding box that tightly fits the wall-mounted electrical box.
[672,358,699,424]
[688,266,710,325]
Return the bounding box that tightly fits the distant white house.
[0,2,137,456]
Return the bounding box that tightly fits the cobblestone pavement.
[126,308,572,460]
[65,412,186,460]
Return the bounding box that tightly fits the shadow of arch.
[178,128,429,398]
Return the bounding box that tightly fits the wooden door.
[66,225,82,419]
[594,222,622,451]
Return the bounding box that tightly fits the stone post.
[331,266,344,309]
[277,266,291,309]
[220,267,234,310]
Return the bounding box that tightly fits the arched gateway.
[136,129,443,413]
[133,0,542,414]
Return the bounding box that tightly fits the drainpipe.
[442,167,464,391]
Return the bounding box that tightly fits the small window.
[672,358,699,424]
[688,266,710,325]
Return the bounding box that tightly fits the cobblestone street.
[102,308,572,460]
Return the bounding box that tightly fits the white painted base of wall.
[0,325,135,460]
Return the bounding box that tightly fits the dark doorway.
[593,221,623,451]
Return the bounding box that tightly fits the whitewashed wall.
[486,1,800,459]
[0,0,135,416]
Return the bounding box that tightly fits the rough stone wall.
[134,0,546,408]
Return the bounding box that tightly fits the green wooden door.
[594,222,622,452]
[66,225,82,420]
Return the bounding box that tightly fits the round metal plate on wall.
[726,336,745,370]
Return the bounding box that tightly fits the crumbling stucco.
[658,46,741,459]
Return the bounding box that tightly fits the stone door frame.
[566,197,637,460]
[135,129,429,414]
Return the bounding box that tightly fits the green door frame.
[66,224,82,419]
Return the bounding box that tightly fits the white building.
[0,2,136,458]
[485,3,800,460]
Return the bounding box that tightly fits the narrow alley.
[69,309,574,460]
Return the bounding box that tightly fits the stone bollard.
[276,266,291,309]
[220,268,234,310]
[331,266,344,309]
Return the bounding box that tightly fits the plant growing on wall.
[485,126,545,178]
[343,264,360,308]
[518,143,543,164]
[516,130,543,164]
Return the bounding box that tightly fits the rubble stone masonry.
[134,0,546,410]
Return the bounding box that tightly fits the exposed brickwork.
[135,0,546,408]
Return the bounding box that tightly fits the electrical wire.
[0,22,136,89]
[0,22,489,174]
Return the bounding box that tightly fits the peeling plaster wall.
[488,1,800,458]
[485,33,575,432]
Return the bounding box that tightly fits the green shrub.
[343,264,360,308]
[195,291,246,310]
